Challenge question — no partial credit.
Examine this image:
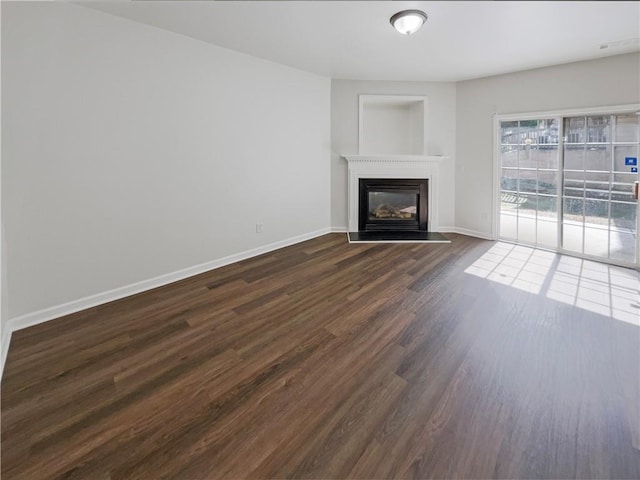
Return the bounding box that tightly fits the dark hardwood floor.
[2,233,639,479]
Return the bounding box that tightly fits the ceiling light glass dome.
[390,10,428,36]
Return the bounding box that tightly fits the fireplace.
[343,155,447,238]
[359,178,428,232]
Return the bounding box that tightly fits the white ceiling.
[80,1,640,82]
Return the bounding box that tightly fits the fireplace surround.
[343,155,445,232]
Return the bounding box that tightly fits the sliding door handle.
[635,181,639,200]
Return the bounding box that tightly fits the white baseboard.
[1,328,12,380]
[1,227,334,379]
[331,226,348,233]
[427,226,495,241]
[451,227,495,241]
[433,225,457,233]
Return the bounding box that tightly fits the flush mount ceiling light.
[390,9,428,36]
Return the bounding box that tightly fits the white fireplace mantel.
[343,154,447,233]
[343,154,444,164]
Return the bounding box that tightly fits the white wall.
[2,2,330,321]
[456,53,640,237]
[331,80,456,230]
[0,1,7,372]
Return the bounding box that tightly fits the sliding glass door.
[498,110,639,267]
[562,114,638,264]
[499,118,560,249]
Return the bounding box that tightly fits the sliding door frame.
[493,103,640,269]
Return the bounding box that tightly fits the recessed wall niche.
[358,95,428,155]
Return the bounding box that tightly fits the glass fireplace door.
[359,179,428,231]
[368,190,418,222]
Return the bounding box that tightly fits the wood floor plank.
[2,233,639,479]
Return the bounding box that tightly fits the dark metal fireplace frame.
[358,178,428,232]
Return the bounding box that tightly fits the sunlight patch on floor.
[465,242,640,326]
[464,243,554,295]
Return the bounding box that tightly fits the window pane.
[584,145,610,171]
[584,199,609,227]
[537,196,557,219]
[537,118,560,145]
[564,198,584,223]
[610,232,636,263]
[534,145,559,169]
[584,228,608,257]
[563,223,583,253]
[500,212,517,238]
[501,191,521,214]
[501,145,518,167]
[519,120,539,145]
[565,117,586,143]
[519,193,537,213]
[501,121,518,144]
[518,215,536,244]
[564,145,584,170]
[537,219,558,248]
[537,171,557,195]
[518,145,537,169]
[586,115,610,143]
[614,114,639,143]
[518,171,537,194]
[610,202,637,231]
[501,168,518,191]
